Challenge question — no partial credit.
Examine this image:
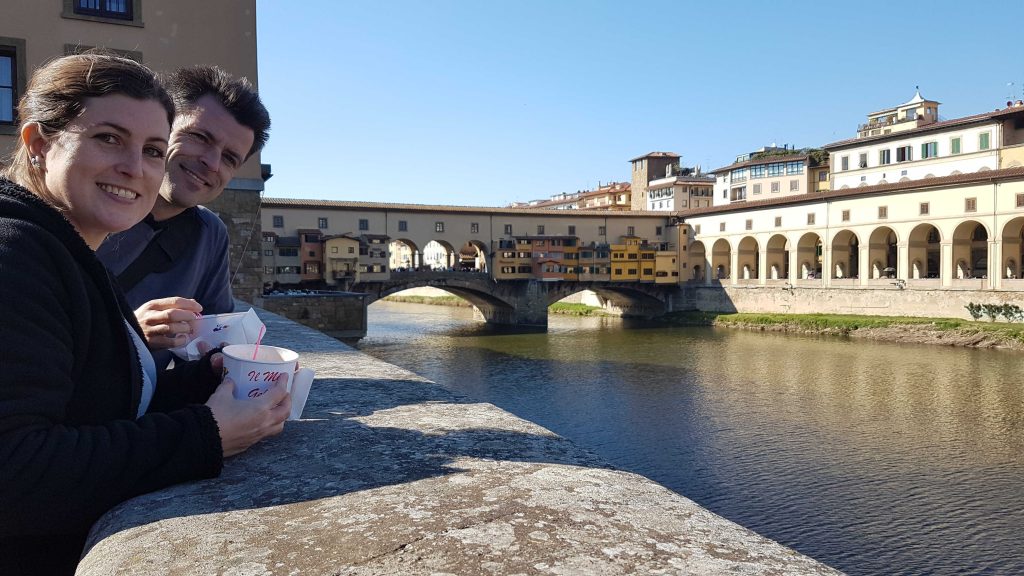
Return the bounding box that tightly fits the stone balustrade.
[78,306,841,575]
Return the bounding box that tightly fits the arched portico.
[907,223,941,283]
[830,229,859,282]
[688,241,708,283]
[868,227,898,280]
[951,221,989,283]
[1001,217,1024,284]
[765,234,789,281]
[389,238,420,270]
[711,239,731,281]
[796,233,822,282]
[737,236,759,282]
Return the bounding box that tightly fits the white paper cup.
[222,344,299,400]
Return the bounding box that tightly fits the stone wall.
[260,293,368,339]
[79,307,840,575]
[207,188,264,306]
[692,285,1020,319]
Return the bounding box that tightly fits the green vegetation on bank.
[548,302,608,316]
[661,311,1024,343]
[382,295,472,307]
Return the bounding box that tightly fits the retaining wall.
[79,306,841,575]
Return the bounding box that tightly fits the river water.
[356,301,1024,576]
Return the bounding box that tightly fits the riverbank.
[662,311,1024,351]
[382,295,611,316]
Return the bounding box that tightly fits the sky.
[255,0,1024,207]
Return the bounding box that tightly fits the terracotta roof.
[628,151,680,162]
[262,198,656,217]
[710,154,814,174]
[676,167,1024,218]
[822,109,1022,150]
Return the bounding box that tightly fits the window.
[790,179,800,192]
[264,267,273,275]
[358,219,369,231]
[398,220,408,232]
[786,161,804,175]
[65,0,142,25]
[277,266,300,274]
[504,224,513,235]
[921,141,938,159]
[272,215,284,228]
[347,246,355,254]
[656,226,662,235]
[537,225,545,235]
[745,219,752,231]
[279,248,298,257]
[1,38,26,131]
[951,136,961,155]
[807,213,816,225]
[435,222,445,233]
[307,249,316,257]
[841,210,850,222]
[818,171,829,182]
[1017,194,1024,208]
[304,262,319,274]
[627,226,635,236]
[750,165,766,179]
[752,183,762,194]
[471,222,479,234]
[965,197,977,212]
[879,149,891,165]
[597,225,606,236]
[858,153,868,168]
[719,222,726,232]
[979,132,991,151]
[766,163,785,177]
[774,216,782,227]
[841,156,849,171]
[771,182,780,193]
[896,146,913,162]
[318,217,328,229]
[919,202,929,215]
[330,246,338,254]
[568,225,576,235]
[878,206,888,219]
[263,249,273,256]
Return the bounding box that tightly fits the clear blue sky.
[256,0,1024,207]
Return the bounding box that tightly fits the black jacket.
[0,179,224,575]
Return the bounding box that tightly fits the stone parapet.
[79,306,840,575]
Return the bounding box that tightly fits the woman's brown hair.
[1,51,174,195]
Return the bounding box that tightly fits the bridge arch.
[765,234,788,280]
[907,223,941,279]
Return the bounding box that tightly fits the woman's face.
[33,94,170,249]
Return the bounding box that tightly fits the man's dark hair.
[164,65,270,159]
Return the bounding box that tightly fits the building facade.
[711,147,829,206]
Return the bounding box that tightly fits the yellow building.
[610,236,642,282]
[323,235,361,289]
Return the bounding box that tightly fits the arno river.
[357,301,1024,576]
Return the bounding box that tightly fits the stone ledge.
[79,306,841,575]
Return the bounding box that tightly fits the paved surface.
[78,306,843,575]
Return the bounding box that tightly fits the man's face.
[160,93,255,210]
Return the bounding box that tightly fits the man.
[98,66,270,366]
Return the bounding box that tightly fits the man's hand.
[135,297,203,350]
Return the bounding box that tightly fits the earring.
[30,156,41,169]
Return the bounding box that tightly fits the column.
[897,242,908,282]
[730,249,739,286]
[858,244,870,286]
[990,240,1000,290]
[822,245,831,287]
[758,249,768,285]
[941,242,952,287]
[788,248,799,282]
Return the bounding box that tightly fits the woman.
[0,53,290,574]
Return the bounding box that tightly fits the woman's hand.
[205,375,291,457]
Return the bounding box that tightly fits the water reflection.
[358,301,1024,576]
